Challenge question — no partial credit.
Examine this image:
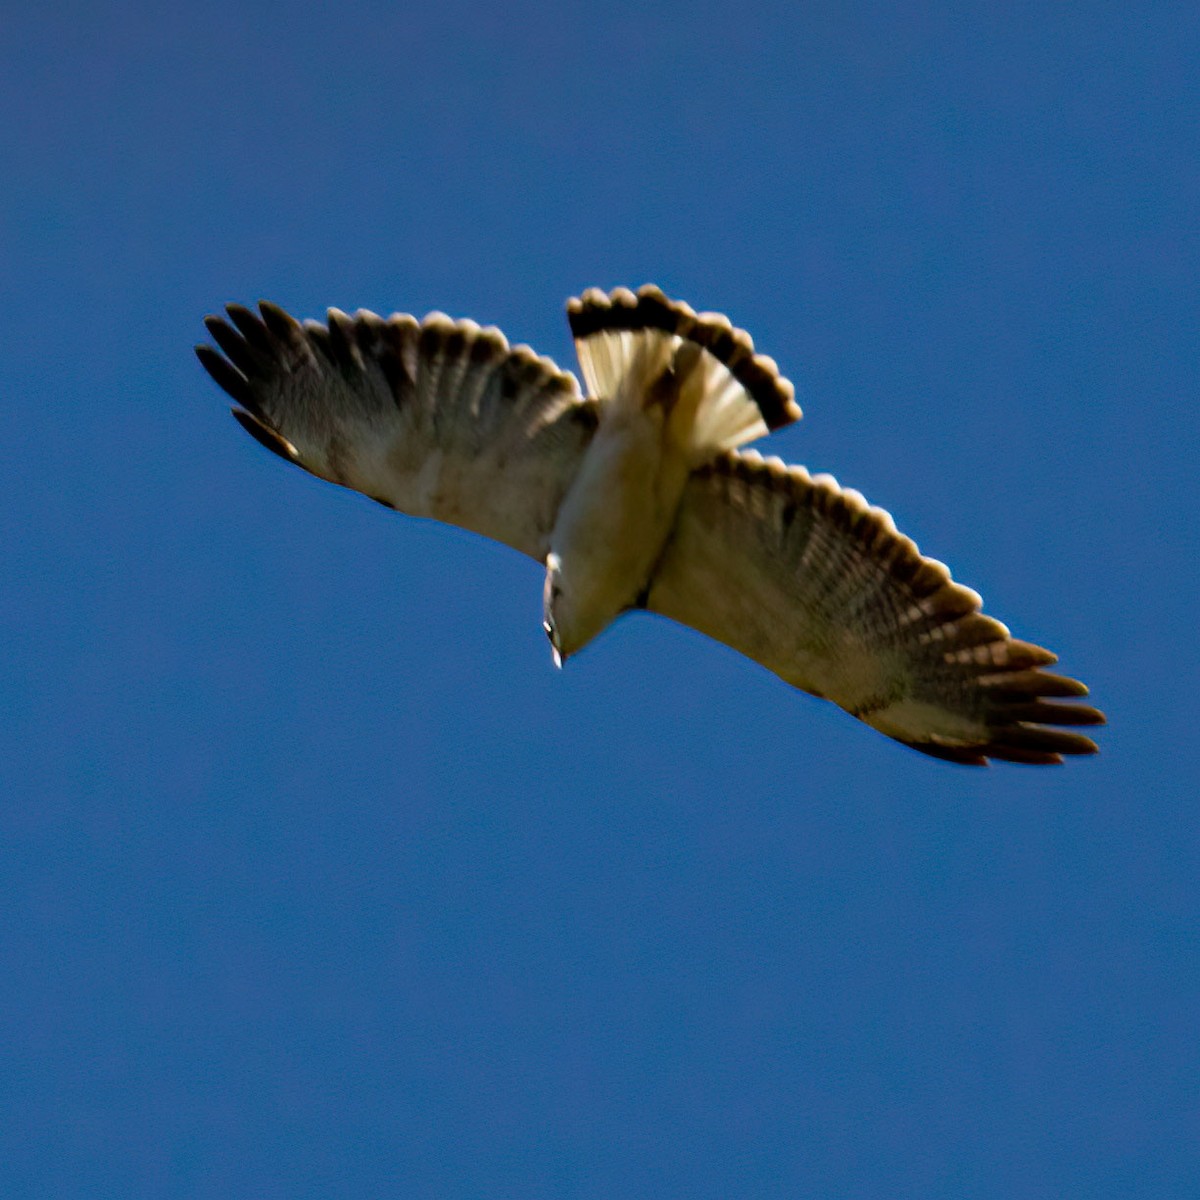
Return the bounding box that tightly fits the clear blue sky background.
[3,3,1197,1196]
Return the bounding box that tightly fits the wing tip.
[229,405,305,470]
[195,340,260,414]
[901,720,1101,766]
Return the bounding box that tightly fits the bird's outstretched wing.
[196,302,598,559]
[645,451,1104,764]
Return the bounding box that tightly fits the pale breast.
[547,408,692,655]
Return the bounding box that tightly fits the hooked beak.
[543,619,565,669]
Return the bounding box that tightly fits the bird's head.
[542,553,569,667]
[543,551,612,667]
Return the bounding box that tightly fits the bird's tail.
[567,285,801,464]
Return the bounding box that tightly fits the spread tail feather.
[567,285,801,462]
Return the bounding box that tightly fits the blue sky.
[2,2,1197,1196]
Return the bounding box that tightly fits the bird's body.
[546,331,729,658]
[547,404,685,659]
[198,285,1104,765]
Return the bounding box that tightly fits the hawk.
[197,285,1103,765]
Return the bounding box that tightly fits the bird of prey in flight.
[197,285,1103,765]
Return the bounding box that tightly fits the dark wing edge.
[645,450,1105,766]
[196,301,598,560]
